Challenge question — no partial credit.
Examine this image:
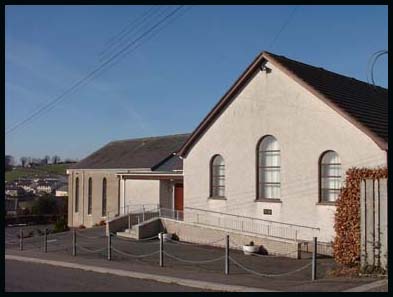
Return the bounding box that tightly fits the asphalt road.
[5,260,209,292]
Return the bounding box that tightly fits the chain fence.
[111,247,160,259]
[163,251,225,264]
[6,226,321,281]
[229,256,312,278]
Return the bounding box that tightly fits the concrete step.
[116,231,137,239]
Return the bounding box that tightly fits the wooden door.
[174,184,184,211]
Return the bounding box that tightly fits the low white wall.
[161,218,300,258]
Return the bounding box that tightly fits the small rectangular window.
[263,209,272,215]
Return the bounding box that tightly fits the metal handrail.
[184,207,320,231]
[106,203,160,222]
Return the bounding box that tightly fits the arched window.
[319,151,342,202]
[102,178,107,217]
[210,155,225,198]
[257,135,280,199]
[75,177,79,212]
[88,178,93,215]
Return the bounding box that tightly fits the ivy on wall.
[333,167,388,266]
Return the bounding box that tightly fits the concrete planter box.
[242,244,259,255]
[158,233,172,241]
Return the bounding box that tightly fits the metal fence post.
[107,233,112,261]
[19,229,23,251]
[72,229,76,256]
[225,234,229,275]
[128,214,131,232]
[159,232,164,267]
[142,206,145,222]
[312,237,317,281]
[44,228,48,253]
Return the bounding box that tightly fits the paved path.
[5,259,209,292]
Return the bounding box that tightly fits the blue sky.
[5,5,388,162]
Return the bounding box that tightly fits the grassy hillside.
[5,164,72,182]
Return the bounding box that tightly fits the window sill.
[208,196,227,200]
[316,202,336,206]
[255,198,282,203]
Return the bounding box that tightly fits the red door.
[174,184,184,211]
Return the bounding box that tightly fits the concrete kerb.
[5,254,276,292]
[342,279,388,292]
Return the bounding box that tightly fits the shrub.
[53,217,69,233]
[78,224,86,229]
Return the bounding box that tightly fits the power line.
[268,6,299,50]
[7,6,168,135]
[367,50,388,87]
[98,6,167,61]
[6,5,188,136]
[13,5,192,134]
[102,5,156,47]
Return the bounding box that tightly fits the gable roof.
[71,133,190,170]
[178,51,388,157]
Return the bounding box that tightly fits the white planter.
[158,233,172,241]
[242,245,259,255]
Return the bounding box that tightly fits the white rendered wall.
[183,61,386,243]
[123,179,160,208]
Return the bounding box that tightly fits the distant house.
[15,179,36,194]
[55,184,68,197]
[36,181,55,194]
[67,134,189,227]
[5,185,25,197]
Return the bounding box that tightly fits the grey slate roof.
[71,133,190,170]
[152,154,183,171]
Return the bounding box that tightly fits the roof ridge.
[262,51,388,91]
[107,133,191,145]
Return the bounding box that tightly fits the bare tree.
[42,155,50,165]
[20,156,28,167]
[52,155,61,164]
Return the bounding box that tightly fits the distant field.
[5,164,72,182]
